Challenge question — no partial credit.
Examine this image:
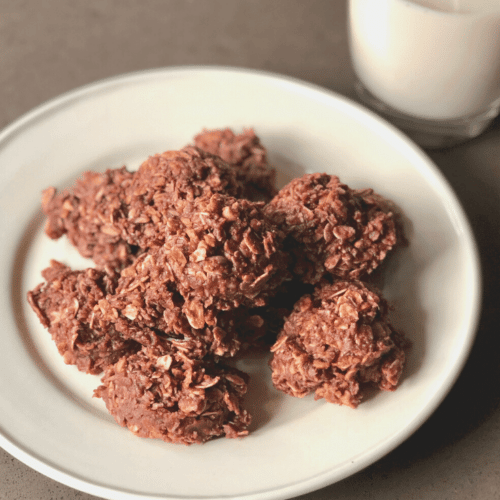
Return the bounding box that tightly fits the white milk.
[349,0,500,120]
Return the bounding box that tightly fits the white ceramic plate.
[0,67,481,500]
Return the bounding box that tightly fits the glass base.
[354,81,500,149]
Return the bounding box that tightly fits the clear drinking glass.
[348,0,500,148]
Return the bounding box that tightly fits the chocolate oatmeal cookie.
[270,280,406,408]
[265,173,398,284]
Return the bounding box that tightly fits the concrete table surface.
[1,1,499,499]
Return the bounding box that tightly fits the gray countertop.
[1,1,499,499]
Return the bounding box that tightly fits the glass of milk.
[348,0,500,148]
